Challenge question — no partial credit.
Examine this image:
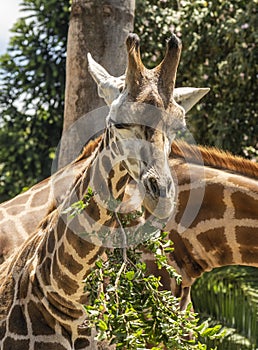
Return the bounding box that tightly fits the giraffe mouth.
[143,192,176,220]
[138,167,176,220]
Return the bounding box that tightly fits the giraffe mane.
[74,135,103,162]
[171,140,258,179]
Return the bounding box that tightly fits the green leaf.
[125,271,135,281]
[98,319,108,331]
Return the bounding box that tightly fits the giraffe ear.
[174,87,210,113]
[87,53,125,106]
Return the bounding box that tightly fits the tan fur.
[74,135,103,162]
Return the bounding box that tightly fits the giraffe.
[0,32,186,349]
[144,140,258,310]
[0,81,208,263]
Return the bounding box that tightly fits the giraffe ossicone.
[87,51,209,113]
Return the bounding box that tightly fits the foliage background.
[136,0,257,154]
[193,266,258,349]
[0,0,69,201]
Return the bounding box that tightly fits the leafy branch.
[64,189,224,348]
[84,231,224,349]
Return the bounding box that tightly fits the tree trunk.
[58,0,135,169]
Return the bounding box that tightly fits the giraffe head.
[88,33,208,220]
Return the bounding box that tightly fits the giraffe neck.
[0,137,102,262]
[0,132,132,349]
[167,159,258,287]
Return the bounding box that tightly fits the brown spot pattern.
[78,326,91,337]
[18,269,30,299]
[28,300,55,336]
[116,174,128,193]
[92,163,109,199]
[31,274,45,301]
[197,228,233,266]
[198,228,225,253]
[102,155,112,174]
[58,243,84,275]
[169,231,208,278]
[56,218,67,241]
[175,184,226,228]
[171,163,191,186]
[47,229,55,254]
[107,169,115,191]
[232,191,258,220]
[52,254,79,295]
[8,305,28,335]
[236,226,258,246]
[6,206,23,216]
[74,338,90,349]
[236,226,258,264]
[0,275,15,317]
[38,237,47,265]
[47,292,83,320]
[31,187,50,207]
[88,247,105,266]
[3,338,30,350]
[145,259,171,290]
[85,197,101,222]
[66,230,96,259]
[80,171,91,198]
[0,321,6,340]
[61,325,73,345]
[39,257,51,286]
[9,194,29,206]
[35,298,57,331]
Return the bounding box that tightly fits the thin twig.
[114,211,127,261]
[114,261,126,310]
[113,210,128,309]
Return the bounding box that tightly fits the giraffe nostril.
[147,177,160,197]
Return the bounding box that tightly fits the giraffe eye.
[115,123,128,129]
[110,118,129,129]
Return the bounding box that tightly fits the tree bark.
[58,0,135,169]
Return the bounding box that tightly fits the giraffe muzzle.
[146,177,172,199]
[143,175,176,220]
